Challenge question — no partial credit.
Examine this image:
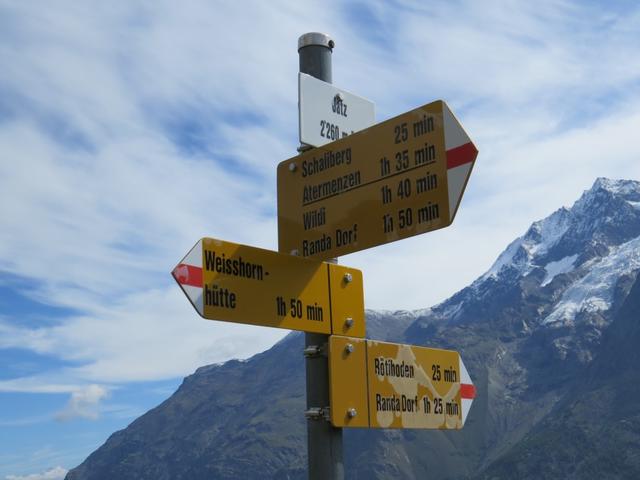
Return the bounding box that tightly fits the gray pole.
[298,32,344,480]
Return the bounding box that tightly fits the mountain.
[479,272,640,479]
[65,312,416,480]
[66,178,640,479]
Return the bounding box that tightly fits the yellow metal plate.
[366,339,462,430]
[328,265,366,338]
[172,238,365,336]
[278,100,450,260]
[327,336,465,429]
[328,336,368,428]
[202,238,331,333]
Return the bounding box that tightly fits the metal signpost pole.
[297,32,344,480]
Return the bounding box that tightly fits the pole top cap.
[298,32,334,51]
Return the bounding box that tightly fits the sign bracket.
[303,343,328,358]
[304,407,331,422]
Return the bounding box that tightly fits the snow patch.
[541,254,578,286]
[482,238,524,280]
[628,200,640,210]
[481,208,572,282]
[411,307,433,318]
[523,208,572,257]
[437,301,463,321]
[543,236,640,326]
[368,309,424,319]
[593,177,640,196]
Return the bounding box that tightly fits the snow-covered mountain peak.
[542,235,640,326]
[480,178,640,283]
[425,178,640,336]
[522,207,573,256]
[480,206,574,281]
[592,177,640,197]
[572,178,640,216]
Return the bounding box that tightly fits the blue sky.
[1,1,640,478]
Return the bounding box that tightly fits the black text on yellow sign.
[277,100,478,260]
[172,238,365,337]
[328,336,475,429]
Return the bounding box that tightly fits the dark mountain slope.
[66,312,415,480]
[67,335,307,480]
[479,272,640,479]
[67,178,640,479]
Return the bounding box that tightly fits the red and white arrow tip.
[172,239,204,316]
[443,102,478,222]
[459,356,476,426]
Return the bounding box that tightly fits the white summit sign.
[299,72,375,148]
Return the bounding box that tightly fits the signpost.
[172,31,479,480]
[297,33,345,480]
[299,72,375,148]
[278,100,478,260]
[172,238,365,337]
[328,336,476,429]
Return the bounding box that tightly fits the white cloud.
[5,466,68,480]
[0,377,82,394]
[0,0,639,390]
[1,1,640,474]
[54,384,109,421]
[0,286,286,384]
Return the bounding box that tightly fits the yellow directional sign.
[328,336,476,429]
[277,100,477,260]
[172,238,365,337]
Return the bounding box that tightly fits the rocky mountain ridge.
[67,178,640,479]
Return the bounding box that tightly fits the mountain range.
[66,177,640,479]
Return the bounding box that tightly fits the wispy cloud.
[5,466,68,480]
[1,0,639,410]
[0,286,285,384]
[54,384,109,421]
[0,414,53,428]
[1,0,639,475]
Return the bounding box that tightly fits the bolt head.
[291,249,299,256]
[344,273,353,283]
[347,408,357,418]
[344,317,354,329]
[345,343,354,354]
[289,162,297,172]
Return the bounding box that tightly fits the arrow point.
[443,102,471,151]
[443,102,477,222]
[172,240,205,316]
[172,264,189,283]
[459,356,475,426]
